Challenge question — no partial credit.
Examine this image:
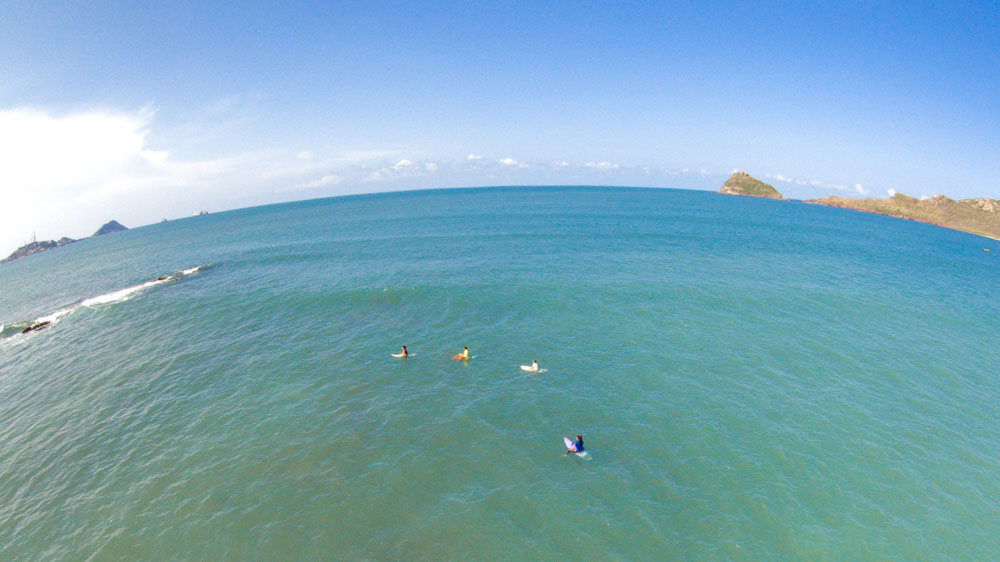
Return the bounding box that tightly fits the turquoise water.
[1,186,998,559]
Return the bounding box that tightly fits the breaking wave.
[1,265,210,339]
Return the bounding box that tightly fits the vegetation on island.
[806,193,1000,240]
[718,172,786,200]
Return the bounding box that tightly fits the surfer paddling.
[392,346,409,358]
[565,435,584,456]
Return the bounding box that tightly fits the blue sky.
[2,1,998,254]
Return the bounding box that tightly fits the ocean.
[1,186,998,559]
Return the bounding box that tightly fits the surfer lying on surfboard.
[392,345,409,358]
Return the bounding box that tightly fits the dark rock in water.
[93,220,128,237]
[22,321,51,334]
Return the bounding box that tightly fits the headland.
[806,193,1000,241]
[1,220,128,264]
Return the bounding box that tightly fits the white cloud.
[466,153,483,160]
[551,160,570,168]
[0,107,255,253]
[584,161,620,170]
[363,158,436,183]
[888,189,896,196]
[296,151,314,160]
[767,172,870,196]
[497,157,529,169]
[363,169,389,183]
[327,149,401,165]
[770,173,806,185]
[0,107,166,193]
[282,173,342,192]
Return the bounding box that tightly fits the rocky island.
[806,193,1000,240]
[1,220,129,264]
[718,171,787,200]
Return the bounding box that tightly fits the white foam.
[36,307,74,324]
[78,265,207,308]
[80,279,161,307]
[5,265,207,337]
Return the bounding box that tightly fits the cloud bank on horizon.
[1,2,998,255]
[0,106,732,254]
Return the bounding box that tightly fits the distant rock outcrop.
[93,220,128,237]
[2,220,129,265]
[806,193,1000,240]
[719,172,786,200]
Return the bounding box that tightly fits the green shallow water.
[1,186,998,559]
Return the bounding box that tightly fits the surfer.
[520,359,541,372]
[453,347,469,360]
[392,346,409,358]
[565,435,584,455]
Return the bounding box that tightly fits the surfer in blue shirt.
[565,435,584,455]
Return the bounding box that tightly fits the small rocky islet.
[718,171,786,199]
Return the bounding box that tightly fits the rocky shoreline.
[805,194,1000,241]
[718,172,1000,241]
